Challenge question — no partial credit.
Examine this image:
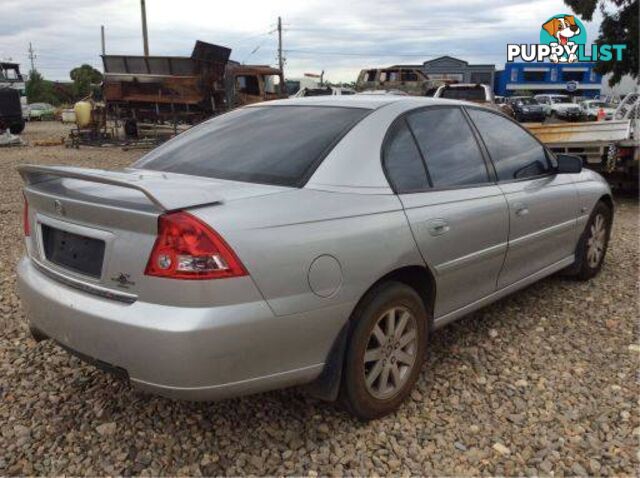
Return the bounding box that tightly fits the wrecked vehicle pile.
[102,40,285,135]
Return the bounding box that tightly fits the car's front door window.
[466,108,550,181]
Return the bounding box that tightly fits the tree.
[25,69,56,104]
[564,0,638,86]
[69,64,103,99]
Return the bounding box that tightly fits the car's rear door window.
[466,108,550,181]
[136,106,369,187]
[407,107,490,188]
[382,119,430,193]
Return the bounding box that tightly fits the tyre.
[9,120,25,134]
[571,201,613,280]
[340,281,428,420]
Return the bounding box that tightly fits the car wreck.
[355,67,436,96]
[102,40,285,135]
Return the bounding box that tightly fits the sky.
[0,0,604,83]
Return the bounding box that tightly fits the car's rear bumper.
[17,257,346,400]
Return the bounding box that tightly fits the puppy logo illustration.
[507,14,626,64]
[540,14,586,63]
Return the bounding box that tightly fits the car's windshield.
[551,96,572,104]
[135,106,369,187]
[440,87,486,101]
[515,98,538,105]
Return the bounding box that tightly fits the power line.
[241,36,275,64]
[286,24,497,33]
[284,48,506,58]
[284,49,448,57]
[233,29,276,45]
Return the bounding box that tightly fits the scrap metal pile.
[101,40,285,138]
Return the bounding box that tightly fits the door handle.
[514,203,529,217]
[427,219,450,236]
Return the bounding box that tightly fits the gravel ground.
[1,122,638,476]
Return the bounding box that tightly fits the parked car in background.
[356,67,434,96]
[18,96,613,419]
[60,109,77,123]
[0,88,26,133]
[579,100,616,121]
[356,89,409,96]
[534,94,582,121]
[21,103,30,120]
[293,86,356,97]
[28,103,55,121]
[507,96,546,123]
[285,77,321,96]
[433,83,514,117]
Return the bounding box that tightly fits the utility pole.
[28,42,36,72]
[100,25,106,55]
[140,0,149,56]
[277,16,285,94]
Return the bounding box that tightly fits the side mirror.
[556,154,583,174]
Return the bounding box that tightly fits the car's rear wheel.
[340,282,427,420]
[570,201,612,280]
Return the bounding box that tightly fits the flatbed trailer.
[525,93,639,189]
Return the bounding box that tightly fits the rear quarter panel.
[192,189,424,318]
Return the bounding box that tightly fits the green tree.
[69,64,103,99]
[25,69,56,104]
[564,0,638,86]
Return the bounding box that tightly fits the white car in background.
[579,100,616,121]
[534,94,582,121]
[292,86,356,98]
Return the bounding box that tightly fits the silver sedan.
[17,96,613,419]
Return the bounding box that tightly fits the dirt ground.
[0,121,638,476]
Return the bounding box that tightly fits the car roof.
[250,95,471,110]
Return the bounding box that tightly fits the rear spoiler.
[17,165,224,211]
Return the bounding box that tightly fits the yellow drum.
[74,101,92,128]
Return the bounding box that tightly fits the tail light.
[145,211,247,280]
[23,194,30,237]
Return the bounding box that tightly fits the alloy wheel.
[586,213,607,268]
[363,306,418,400]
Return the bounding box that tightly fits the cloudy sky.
[1,0,603,83]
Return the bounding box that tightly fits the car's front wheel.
[340,281,428,420]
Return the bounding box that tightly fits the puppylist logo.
[507,14,627,64]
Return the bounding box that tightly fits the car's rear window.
[135,106,369,187]
[440,87,486,101]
